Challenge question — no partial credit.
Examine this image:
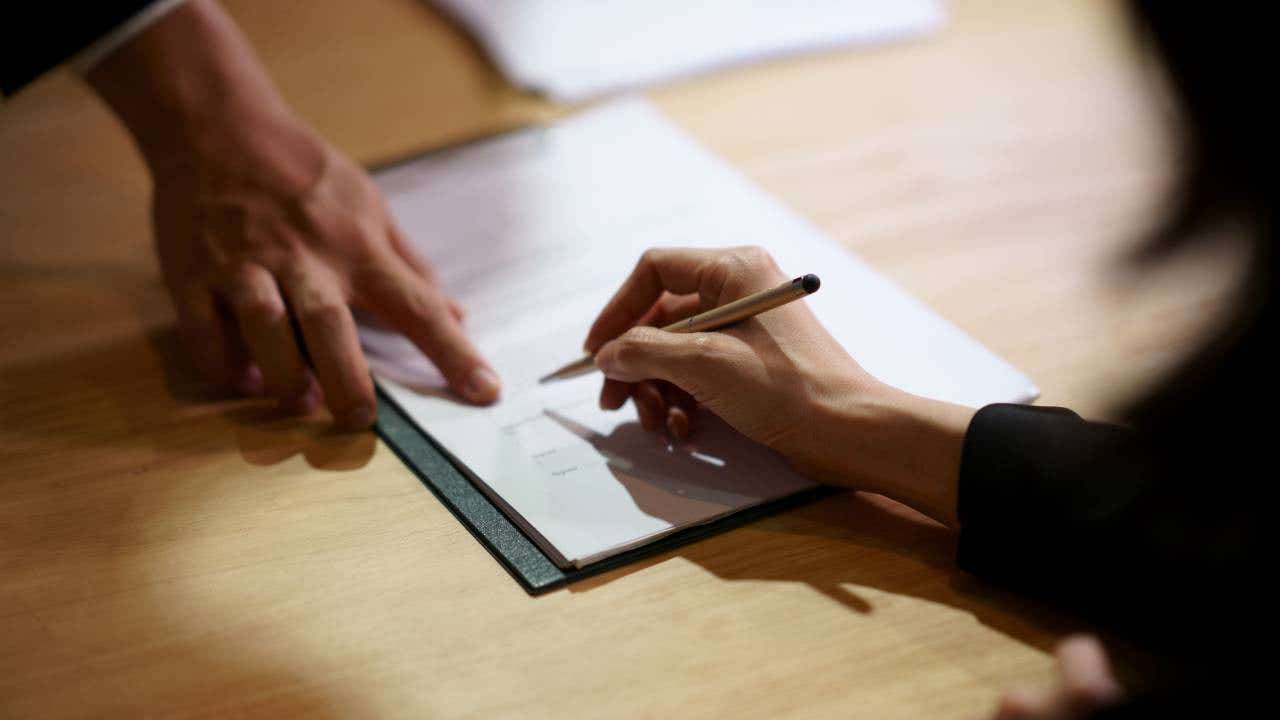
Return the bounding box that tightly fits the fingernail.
[463,367,501,404]
[340,404,377,430]
[667,409,689,441]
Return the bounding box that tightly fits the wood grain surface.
[0,1,1243,717]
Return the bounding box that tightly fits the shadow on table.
[541,408,1077,653]
[0,324,376,472]
[149,327,379,470]
[566,488,1081,655]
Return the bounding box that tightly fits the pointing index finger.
[360,253,500,405]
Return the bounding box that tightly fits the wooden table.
[0,1,1241,717]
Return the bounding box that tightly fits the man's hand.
[149,118,500,428]
[86,0,499,428]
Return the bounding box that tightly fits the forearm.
[85,0,300,175]
[68,0,495,422]
[812,386,974,528]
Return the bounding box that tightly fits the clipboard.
[374,385,835,595]
[362,99,1033,594]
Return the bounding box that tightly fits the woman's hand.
[586,246,975,526]
[993,635,1124,720]
[587,246,875,461]
[86,0,499,429]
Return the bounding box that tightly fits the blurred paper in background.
[431,0,945,102]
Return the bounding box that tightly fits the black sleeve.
[2,2,161,96]
[955,403,1259,658]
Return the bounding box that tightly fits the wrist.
[85,0,297,176]
[143,109,327,199]
[812,383,973,528]
[136,95,299,177]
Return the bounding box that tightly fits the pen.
[539,273,821,383]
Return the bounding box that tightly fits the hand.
[150,120,500,427]
[86,0,500,429]
[586,246,875,459]
[586,246,975,526]
[993,635,1125,720]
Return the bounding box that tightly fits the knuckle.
[692,332,736,363]
[351,260,394,296]
[706,254,742,298]
[737,245,780,273]
[239,296,286,324]
[347,227,383,257]
[711,247,782,298]
[266,232,305,267]
[709,253,739,282]
[226,277,286,324]
[272,260,311,292]
[258,216,297,247]
[638,247,664,269]
[299,300,349,329]
[406,290,451,327]
[614,326,659,363]
[204,203,300,266]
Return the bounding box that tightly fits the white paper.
[364,99,1037,568]
[430,0,945,102]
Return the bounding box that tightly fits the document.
[362,99,1037,568]
[429,0,944,102]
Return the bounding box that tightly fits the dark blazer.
[955,289,1271,713]
[2,1,159,95]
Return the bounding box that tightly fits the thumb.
[594,326,728,396]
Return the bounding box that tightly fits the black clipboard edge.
[374,386,836,596]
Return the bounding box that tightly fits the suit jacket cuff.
[67,0,191,75]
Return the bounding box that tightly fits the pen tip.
[801,274,821,293]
